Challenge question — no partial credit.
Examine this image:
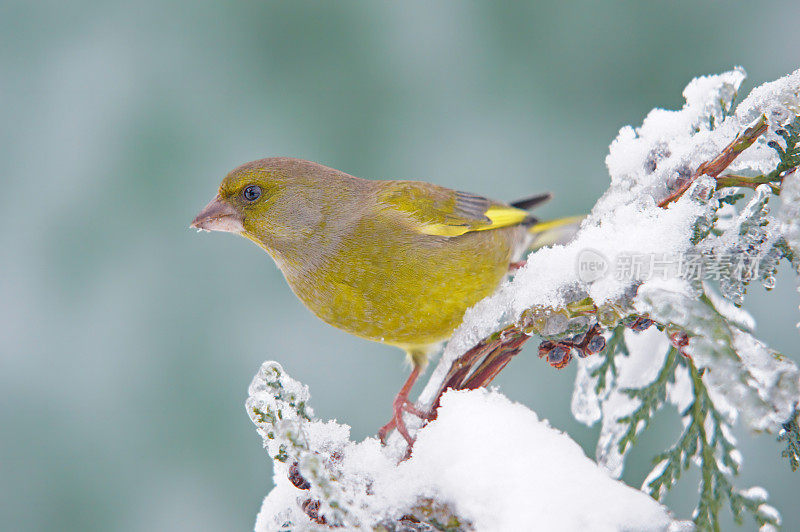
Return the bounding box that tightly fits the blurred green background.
[2,1,798,530]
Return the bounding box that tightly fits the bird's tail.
[509,192,583,249]
[510,192,552,211]
[512,192,553,226]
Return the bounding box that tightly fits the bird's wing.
[379,181,532,237]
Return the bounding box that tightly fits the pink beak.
[190,195,245,233]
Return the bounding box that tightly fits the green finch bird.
[191,157,560,444]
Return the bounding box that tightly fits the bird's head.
[191,157,359,260]
[191,159,280,235]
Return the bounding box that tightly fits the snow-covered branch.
[247,362,674,530]
[247,68,800,530]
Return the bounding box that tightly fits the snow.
[779,167,800,259]
[666,363,693,417]
[423,67,800,418]
[704,282,756,332]
[419,191,705,407]
[591,329,671,477]
[571,357,603,425]
[728,329,800,430]
[421,67,771,407]
[250,368,675,531]
[757,504,782,527]
[395,389,673,531]
[734,68,800,125]
[740,485,769,502]
[249,68,800,530]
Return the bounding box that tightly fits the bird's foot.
[377,363,429,454]
[378,397,430,447]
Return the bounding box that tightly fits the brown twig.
[427,324,531,417]
[659,114,768,208]
[460,332,529,390]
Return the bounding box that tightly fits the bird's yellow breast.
[282,215,523,349]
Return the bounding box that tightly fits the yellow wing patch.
[416,205,529,237]
[417,223,474,237]
[380,181,535,238]
[484,206,530,229]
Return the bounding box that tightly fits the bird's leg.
[378,364,424,446]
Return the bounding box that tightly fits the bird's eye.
[243,185,262,201]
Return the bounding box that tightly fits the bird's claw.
[378,398,429,448]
